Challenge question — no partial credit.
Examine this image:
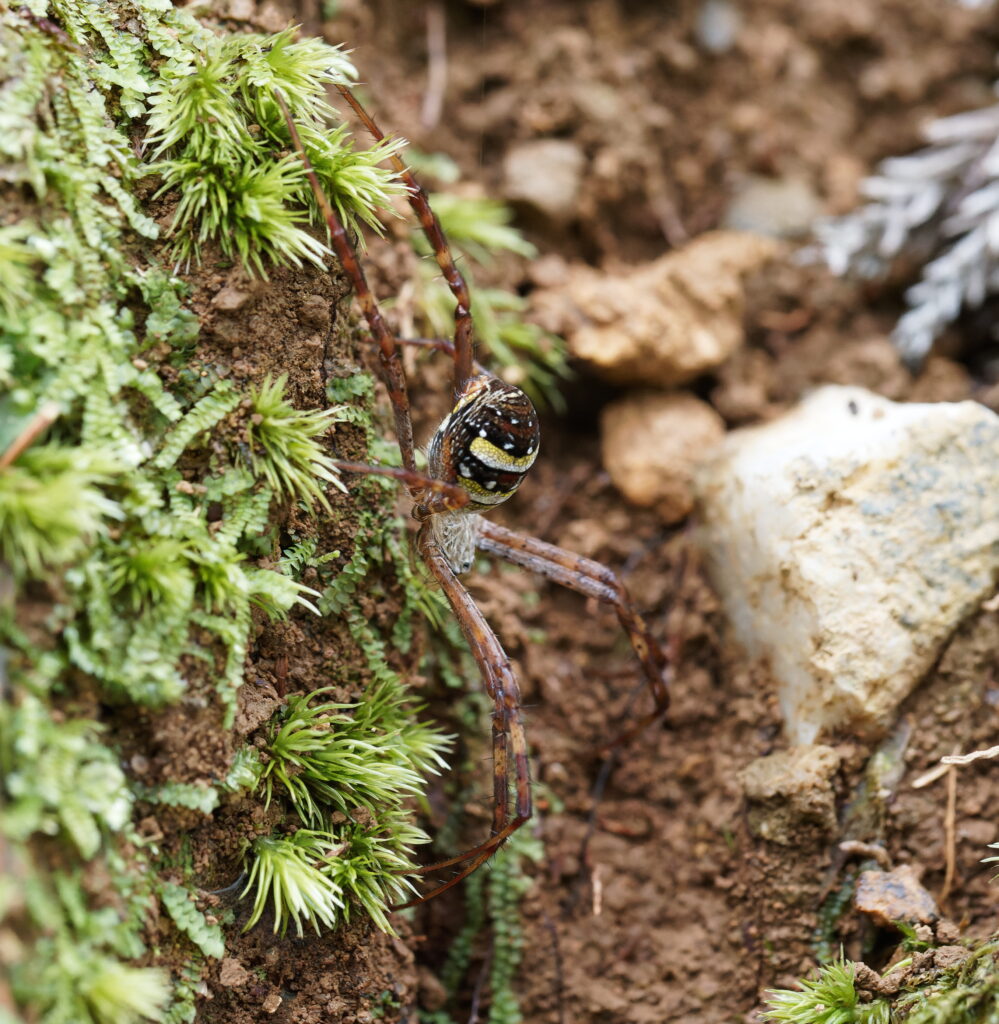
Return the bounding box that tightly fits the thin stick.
[912,741,999,790]
[336,84,475,402]
[591,863,604,916]
[273,90,417,475]
[421,3,448,131]
[0,402,60,469]
[911,762,951,789]
[942,743,999,766]
[939,762,957,906]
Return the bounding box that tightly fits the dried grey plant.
[816,93,999,366]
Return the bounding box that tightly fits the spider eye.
[428,376,540,512]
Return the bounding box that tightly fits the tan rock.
[534,231,778,387]
[600,391,725,523]
[218,957,250,988]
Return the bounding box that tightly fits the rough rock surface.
[600,391,725,523]
[695,385,999,742]
[530,231,778,387]
[854,865,940,928]
[740,745,841,844]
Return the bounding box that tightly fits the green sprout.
[322,811,426,934]
[144,49,245,161]
[0,445,121,578]
[106,538,194,612]
[423,193,536,263]
[260,685,447,825]
[82,960,170,1024]
[161,155,330,276]
[294,121,408,241]
[241,815,430,938]
[146,28,405,272]
[762,960,891,1024]
[984,841,999,875]
[0,221,37,314]
[244,374,346,510]
[228,29,356,127]
[242,830,346,937]
[412,192,571,408]
[247,682,450,935]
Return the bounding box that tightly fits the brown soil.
[306,4,999,1021]
[123,1,999,1021]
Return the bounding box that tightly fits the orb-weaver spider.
[275,85,671,908]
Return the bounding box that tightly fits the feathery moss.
[1,4,452,1021]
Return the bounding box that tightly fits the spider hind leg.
[389,527,534,909]
[476,518,671,743]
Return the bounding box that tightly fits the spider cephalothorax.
[277,84,670,907]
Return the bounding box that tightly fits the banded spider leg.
[274,87,670,906]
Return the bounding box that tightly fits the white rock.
[695,0,743,54]
[695,386,999,743]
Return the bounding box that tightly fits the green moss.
[243,374,348,510]
[764,943,999,1024]
[0,445,122,577]
[1,695,132,859]
[146,27,405,272]
[422,832,543,1024]
[0,3,452,1021]
[159,883,225,960]
[763,960,891,1024]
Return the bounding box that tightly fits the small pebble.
[502,139,585,222]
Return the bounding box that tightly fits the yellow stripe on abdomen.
[469,436,538,471]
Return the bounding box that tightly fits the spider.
[275,86,671,908]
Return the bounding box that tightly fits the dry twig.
[939,762,958,906]
[0,402,60,469]
[421,3,447,131]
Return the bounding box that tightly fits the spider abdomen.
[428,375,540,512]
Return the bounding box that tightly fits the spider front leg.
[476,519,671,745]
[336,86,475,403]
[274,90,418,475]
[389,525,533,909]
